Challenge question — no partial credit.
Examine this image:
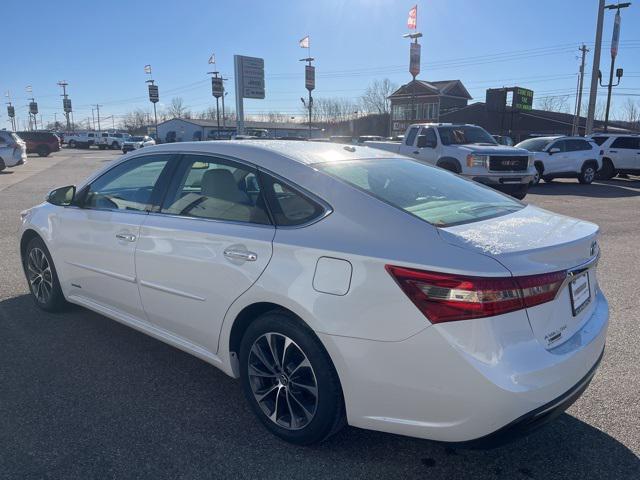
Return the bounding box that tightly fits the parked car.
[121,136,156,153]
[356,135,384,144]
[589,134,640,180]
[329,136,353,144]
[97,132,131,150]
[516,136,602,185]
[20,141,607,447]
[65,132,99,149]
[366,123,534,199]
[0,130,27,171]
[16,131,61,157]
[492,134,514,146]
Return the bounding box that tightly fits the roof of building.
[158,117,320,131]
[389,79,472,100]
[440,102,637,133]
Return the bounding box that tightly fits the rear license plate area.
[570,271,591,316]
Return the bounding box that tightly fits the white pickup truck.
[366,123,535,199]
[96,132,131,150]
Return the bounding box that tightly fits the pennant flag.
[299,36,310,49]
[407,5,417,30]
[144,64,152,74]
[208,53,216,64]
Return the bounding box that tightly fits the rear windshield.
[319,158,523,227]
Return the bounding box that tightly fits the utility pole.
[95,104,102,131]
[573,45,589,135]
[91,108,96,130]
[586,0,605,134]
[57,81,72,131]
[599,3,631,132]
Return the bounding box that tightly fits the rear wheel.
[111,141,119,150]
[596,159,615,180]
[542,175,554,183]
[37,145,50,157]
[68,140,76,148]
[239,311,345,445]
[23,237,67,312]
[579,163,596,184]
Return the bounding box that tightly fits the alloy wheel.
[27,247,53,304]
[248,332,318,431]
[584,167,595,183]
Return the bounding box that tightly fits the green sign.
[514,88,533,111]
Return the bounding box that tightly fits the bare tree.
[621,98,640,129]
[122,109,151,133]
[360,79,397,115]
[536,95,571,113]
[168,97,188,118]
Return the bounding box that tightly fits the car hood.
[437,205,599,275]
[457,144,530,156]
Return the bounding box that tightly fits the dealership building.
[156,118,320,143]
[388,79,472,136]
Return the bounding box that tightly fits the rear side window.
[161,155,270,225]
[567,139,593,151]
[591,136,609,146]
[260,173,326,226]
[405,127,419,146]
[319,158,522,227]
[611,137,640,149]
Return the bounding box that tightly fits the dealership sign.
[305,65,315,91]
[409,42,421,78]
[513,88,533,111]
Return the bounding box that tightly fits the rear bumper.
[320,290,608,444]
[453,345,604,449]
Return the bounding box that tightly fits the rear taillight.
[385,265,565,323]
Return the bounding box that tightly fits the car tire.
[596,159,615,180]
[542,175,554,183]
[239,310,345,445]
[531,164,543,186]
[437,161,461,174]
[68,140,76,148]
[23,237,67,312]
[579,163,597,184]
[510,185,529,200]
[111,142,119,150]
[37,145,50,157]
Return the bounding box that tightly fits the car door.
[544,139,569,174]
[414,127,439,165]
[134,154,275,353]
[54,153,176,320]
[609,137,640,169]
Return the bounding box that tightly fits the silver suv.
[0,130,27,171]
[589,134,640,180]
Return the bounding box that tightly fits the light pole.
[599,2,631,132]
[57,81,72,131]
[209,70,223,138]
[299,56,315,139]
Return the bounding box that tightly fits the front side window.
[549,140,567,152]
[319,158,522,227]
[405,127,419,146]
[611,137,640,149]
[421,127,437,145]
[83,155,171,212]
[591,136,609,146]
[567,139,592,151]
[161,155,270,225]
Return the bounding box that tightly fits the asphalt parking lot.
[0,148,638,480]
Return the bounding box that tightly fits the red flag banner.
[407,5,417,30]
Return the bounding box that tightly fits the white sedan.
[121,135,156,153]
[19,141,608,446]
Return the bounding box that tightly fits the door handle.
[224,249,258,262]
[115,233,137,242]
[413,150,420,155]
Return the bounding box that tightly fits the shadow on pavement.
[1,293,638,479]
[529,178,640,198]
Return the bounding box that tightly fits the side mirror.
[417,135,435,148]
[548,147,560,155]
[46,185,75,206]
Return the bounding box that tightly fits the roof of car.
[146,140,397,166]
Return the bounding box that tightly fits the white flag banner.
[208,53,216,64]
[407,5,417,30]
[144,64,152,74]
[299,36,310,49]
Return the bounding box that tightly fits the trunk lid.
[438,205,600,349]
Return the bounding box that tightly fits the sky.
[1,0,639,130]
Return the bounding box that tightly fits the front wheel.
[239,311,345,445]
[37,145,50,157]
[23,237,67,312]
[111,142,119,150]
[68,140,76,148]
[579,164,597,184]
[531,164,543,186]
